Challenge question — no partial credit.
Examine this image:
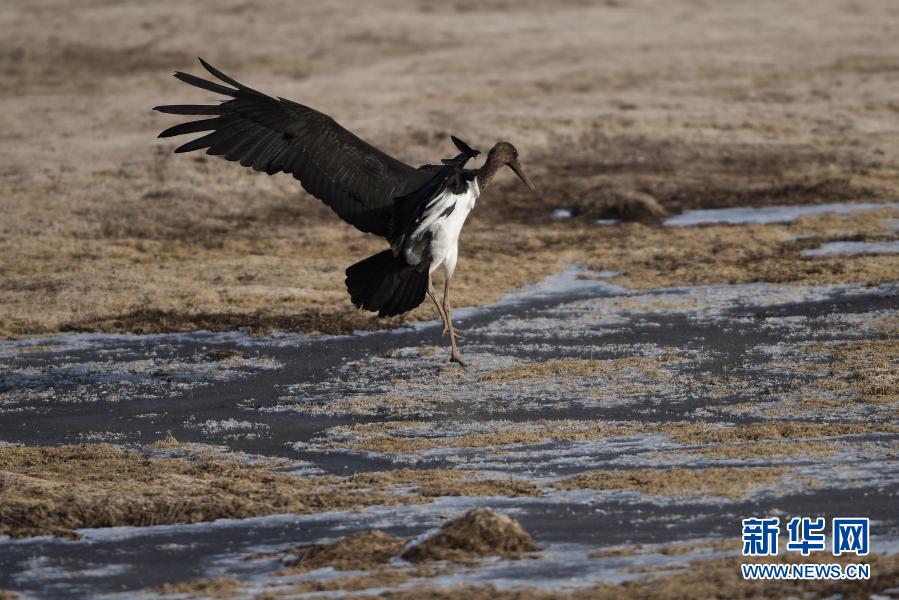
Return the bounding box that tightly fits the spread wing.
[154,58,432,237]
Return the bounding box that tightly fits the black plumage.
[345,248,431,318]
[155,58,443,237]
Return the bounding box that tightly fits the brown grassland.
[1,0,898,337]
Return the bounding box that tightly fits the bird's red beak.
[509,159,538,193]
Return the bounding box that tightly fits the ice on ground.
[664,202,899,226]
[0,330,312,360]
[801,240,899,256]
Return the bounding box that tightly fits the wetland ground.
[1,0,898,597]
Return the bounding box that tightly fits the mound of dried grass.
[287,531,407,571]
[574,187,667,221]
[402,508,540,564]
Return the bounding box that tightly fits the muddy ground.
[1,0,898,598]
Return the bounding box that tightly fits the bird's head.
[487,142,538,193]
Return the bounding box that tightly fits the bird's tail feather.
[345,251,429,318]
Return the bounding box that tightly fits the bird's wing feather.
[154,58,431,237]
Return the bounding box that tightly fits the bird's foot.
[449,351,468,367]
[443,325,466,339]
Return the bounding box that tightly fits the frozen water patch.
[461,435,685,477]
[189,418,270,437]
[2,355,281,387]
[664,202,899,226]
[818,308,899,333]
[793,452,899,490]
[0,329,313,359]
[496,267,623,303]
[66,497,537,546]
[476,313,630,339]
[551,208,573,220]
[16,500,730,596]
[801,240,899,256]
[0,352,282,413]
[292,420,681,470]
[76,430,129,443]
[577,282,898,324]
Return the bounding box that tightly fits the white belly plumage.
[403,178,480,280]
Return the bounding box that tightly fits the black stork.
[154,59,538,365]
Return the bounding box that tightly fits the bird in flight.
[155,59,538,365]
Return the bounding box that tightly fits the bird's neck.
[475,155,504,193]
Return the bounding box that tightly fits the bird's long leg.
[429,275,465,339]
[443,277,466,366]
[427,274,449,332]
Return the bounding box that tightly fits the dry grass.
[0,444,542,538]
[0,443,401,538]
[2,0,899,338]
[664,421,897,461]
[479,359,609,382]
[418,478,540,498]
[3,200,896,338]
[479,356,680,384]
[699,441,836,460]
[590,539,736,559]
[812,340,898,405]
[274,569,423,596]
[657,421,898,445]
[322,418,896,458]
[553,466,789,499]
